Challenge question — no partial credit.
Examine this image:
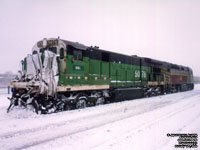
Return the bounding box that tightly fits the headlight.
[43,38,47,48]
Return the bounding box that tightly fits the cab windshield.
[40,47,57,54]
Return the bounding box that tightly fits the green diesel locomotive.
[8,38,194,114]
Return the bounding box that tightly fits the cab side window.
[73,50,83,61]
[60,48,64,59]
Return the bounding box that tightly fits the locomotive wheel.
[95,97,105,105]
[76,97,87,109]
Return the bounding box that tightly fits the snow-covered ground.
[0,85,200,150]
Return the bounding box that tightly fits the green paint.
[58,54,151,88]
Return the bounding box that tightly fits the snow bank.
[0,85,199,150]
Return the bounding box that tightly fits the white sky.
[0,0,200,76]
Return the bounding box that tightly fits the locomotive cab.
[8,38,66,113]
[11,38,63,96]
[8,38,90,113]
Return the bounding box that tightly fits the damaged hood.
[21,50,58,96]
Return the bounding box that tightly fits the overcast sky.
[0,0,200,76]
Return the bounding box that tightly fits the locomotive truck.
[8,38,194,114]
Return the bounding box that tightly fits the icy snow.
[0,85,200,150]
